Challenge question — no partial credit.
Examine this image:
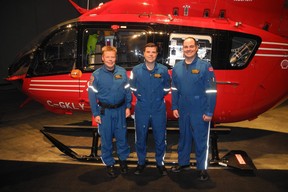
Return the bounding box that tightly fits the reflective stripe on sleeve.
[89,85,98,93]
[171,87,177,91]
[124,83,130,89]
[205,89,217,93]
[130,87,137,92]
[164,88,170,92]
[129,71,134,79]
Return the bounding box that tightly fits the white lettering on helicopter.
[47,100,85,110]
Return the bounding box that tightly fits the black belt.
[98,100,125,109]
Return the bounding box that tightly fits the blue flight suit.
[88,65,132,166]
[130,63,171,166]
[171,57,217,170]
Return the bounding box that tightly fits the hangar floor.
[0,85,287,192]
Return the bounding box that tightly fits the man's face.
[144,47,158,63]
[102,50,116,70]
[183,38,198,59]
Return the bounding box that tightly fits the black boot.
[106,165,117,178]
[171,164,190,173]
[134,164,146,175]
[157,165,168,176]
[119,160,128,174]
[198,170,209,181]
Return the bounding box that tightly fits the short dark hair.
[144,42,158,52]
[183,37,198,45]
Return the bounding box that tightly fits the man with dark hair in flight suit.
[130,43,171,176]
[171,37,217,181]
[88,46,132,178]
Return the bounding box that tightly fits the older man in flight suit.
[171,37,217,181]
[130,43,171,176]
[88,46,132,178]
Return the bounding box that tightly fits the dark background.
[0,0,108,85]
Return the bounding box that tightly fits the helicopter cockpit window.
[82,28,147,71]
[211,32,259,70]
[33,28,77,75]
[229,37,257,68]
[167,33,212,67]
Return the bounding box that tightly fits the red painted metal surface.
[7,0,288,124]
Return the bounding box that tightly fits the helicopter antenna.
[68,0,88,14]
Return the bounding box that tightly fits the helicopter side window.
[117,30,147,68]
[82,28,147,71]
[229,37,257,68]
[33,28,77,75]
[212,32,259,70]
[167,33,212,67]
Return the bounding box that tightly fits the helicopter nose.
[5,73,24,91]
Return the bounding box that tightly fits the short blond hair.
[102,46,117,54]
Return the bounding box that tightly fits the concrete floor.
[0,86,287,170]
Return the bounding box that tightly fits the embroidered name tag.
[154,73,162,78]
[192,69,200,74]
[114,74,122,79]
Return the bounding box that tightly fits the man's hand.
[202,114,212,122]
[173,109,179,118]
[95,115,101,124]
[125,108,131,118]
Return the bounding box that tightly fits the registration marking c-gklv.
[47,100,85,110]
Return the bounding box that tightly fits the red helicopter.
[7,0,288,123]
[5,0,288,166]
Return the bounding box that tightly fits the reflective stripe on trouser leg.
[204,121,211,169]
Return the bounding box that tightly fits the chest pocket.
[136,71,164,99]
[188,67,204,85]
[113,73,126,92]
[152,73,164,87]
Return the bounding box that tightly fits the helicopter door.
[25,27,81,113]
[79,26,149,112]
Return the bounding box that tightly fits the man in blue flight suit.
[171,37,217,181]
[88,46,132,178]
[130,43,171,176]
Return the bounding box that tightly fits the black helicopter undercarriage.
[41,120,256,173]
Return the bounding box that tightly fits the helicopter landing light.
[70,69,82,79]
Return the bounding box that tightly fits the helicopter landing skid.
[40,127,101,162]
[41,124,256,172]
